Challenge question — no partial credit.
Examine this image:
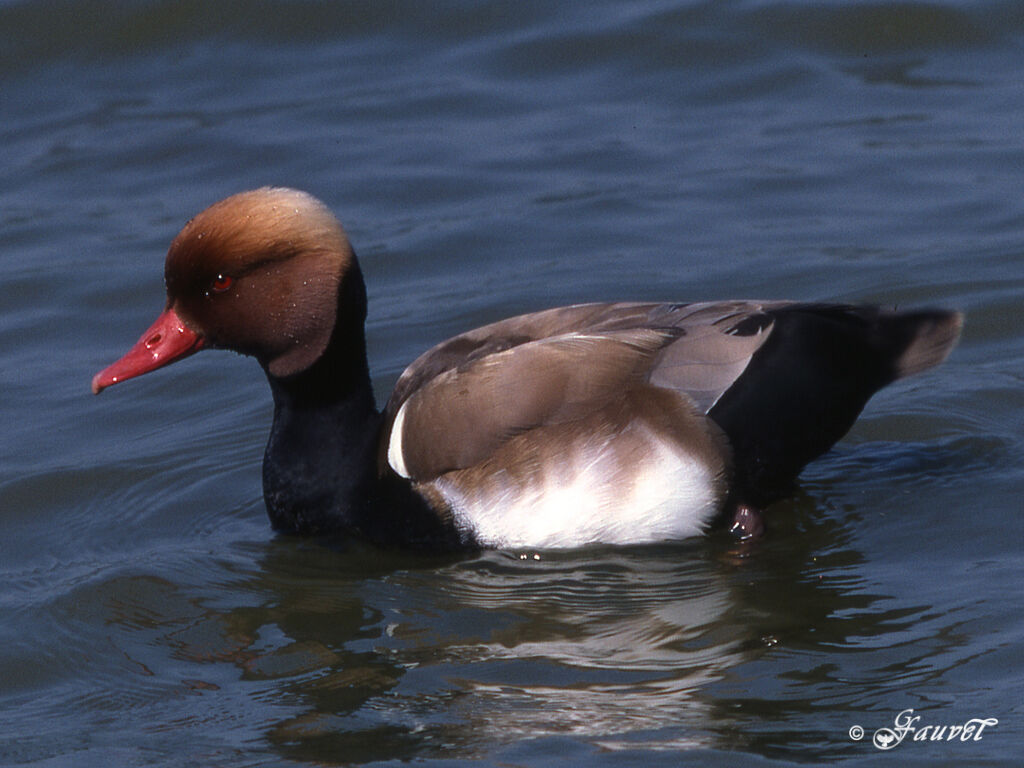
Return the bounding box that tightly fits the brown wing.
[645,301,781,412]
[381,300,791,481]
[386,327,681,480]
[385,302,657,414]
[385,301,788,417]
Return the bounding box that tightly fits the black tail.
[708,304,963,506]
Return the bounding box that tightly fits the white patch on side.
[433,424,722,549]
[387,400,411,479]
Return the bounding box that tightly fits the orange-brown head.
[92,187,361,392]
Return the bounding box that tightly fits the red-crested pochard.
[93,188,962,549]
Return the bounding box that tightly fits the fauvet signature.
[848,708,997,750]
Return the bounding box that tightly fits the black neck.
[262,321,382,536]
[258,261,465,547]
[260,257,383,536]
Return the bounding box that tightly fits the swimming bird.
[92,188,963,549]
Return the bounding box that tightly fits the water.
[2,0,1023,765]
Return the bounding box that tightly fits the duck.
[92,187,963,549]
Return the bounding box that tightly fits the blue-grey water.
[2,1,1023,765]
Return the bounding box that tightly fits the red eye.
[211,274,233,293]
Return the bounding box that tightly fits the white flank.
[434,425,722,549]
[387,400,411,478]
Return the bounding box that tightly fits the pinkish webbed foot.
[729,504,765,540]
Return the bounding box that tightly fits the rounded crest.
[164,187,362,377]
